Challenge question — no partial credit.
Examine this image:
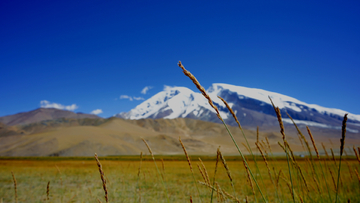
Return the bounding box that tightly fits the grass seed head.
[178,61,221,120]
[340,114,348,156]
[47,181,50,201]
[95,153,108,203]
[179,137,193,172]
[11,171,18,203]
[142,138,154,160]
[199,158,210,184]
[307,126,319,159]
[218,150,233,182]
[269,97,285,140]
[218,96,242,129]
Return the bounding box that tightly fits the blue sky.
[1,1,360,118]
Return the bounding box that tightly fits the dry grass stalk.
[260,140,269,156]
[340,114,348,156]
[329,166,337,191]
[11,171,18,203]
[242,142,251,154]
[210,147,221,201]
[344,159,354,179]
[276,169,282,188]
[281,141,311,197]
[276,106,285,140]
[94,153,108,203]
[353,146,360,164]
[218,150,233,182]
[217,96,242,130]
[215,182,221,203]
[243,156,255,196]
[312,175,321,193]
[306,126,319,159]
[330,148,338,167]
[46,181,50,201]
[66,194,76,203]
[198,181,239,202]
[284,141,310,192]
[286,112,313,157]
[298,134,306,151]
[256,142,274,186]
[354,168,360,185]
[269,97,285,140]
[265,136,272,154]
[278,142,294,164]
[285,141,295,161]
[142,138,154,160]
[197,164,208,184]
[138,152,143,178]
[179,61,265,202]
[179,137,193,172]
[179,137,202,202]
[336,114,348,202]
[178,61,221,120]
[137,152,143,203]
[280,175,295,200]
[198,158,210,184]
[322,143,330,158]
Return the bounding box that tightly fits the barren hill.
[1,117,358,157]
[0,108,101,126]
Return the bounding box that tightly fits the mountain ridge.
[116,83,360,134]
[0,108,101,126]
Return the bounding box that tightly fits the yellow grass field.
[1,156,359,202]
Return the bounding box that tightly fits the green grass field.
[1,156,359,202]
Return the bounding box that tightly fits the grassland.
[0,155,359,202]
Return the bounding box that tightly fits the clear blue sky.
[1,1,360,118]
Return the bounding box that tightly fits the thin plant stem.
[220,119,267,202]
[141,139,170,203]
[335,114,348,203]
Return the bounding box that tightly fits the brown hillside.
[0,117,358,157]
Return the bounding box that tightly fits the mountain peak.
[116,83,360,133]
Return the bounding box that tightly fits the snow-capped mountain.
[116,85,228,121]
[116,83,360,133]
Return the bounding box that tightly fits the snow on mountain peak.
[119,86,222,120]
[208,83,360,122]
[117,83,360,125]
[208,83,303,110]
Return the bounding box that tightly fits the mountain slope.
[1,117,359,156]
[116,83,360,133]
[0,108,101,126]
[0,117,280,156]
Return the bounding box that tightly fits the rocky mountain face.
[116,83,360,134]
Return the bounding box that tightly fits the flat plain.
[1,155,359,202]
